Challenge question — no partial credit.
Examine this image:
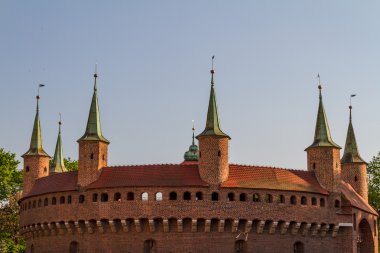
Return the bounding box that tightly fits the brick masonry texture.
[23,156,50,196]
[341,162,368,202]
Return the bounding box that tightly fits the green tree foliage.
[0,149,22,202]
[368,152,380,213]
[64,157,78,171]
[0,149,25,252]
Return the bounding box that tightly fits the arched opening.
[114,192,121,201]
[357,219,375,253]
[68,195,72,204]
[79,195,85,203]
[265,194,273,203]
[290,196,297,205]
[355,176,358,182]
[127,192,134,200]
[26,166,30,172]
[32,200,36,208]
[90,153,94,159]
[253,193,260,202]
[195,191,203,200]
[44,198,48,206]
[38,199,41,207]
[183,191,191,200]
[51,197,56,205]
[169,192,177,200]
[155,192,163,201]
[218,150,221,157]
[311,197,317,206]
[142,192,149,201]
[301,196,307,205]
[101,193,108,202]
[227,192,235,201]
[294,241,304,253]
[92,193,98,202]
[60,196,65,204]
[335,199,340,208]
[278,195,285,203]
[211,192,219,201]
[69,241,79,253]
[30,244,34,253]
[239,193,246,202]
[320,198,325,207]
[144,239,156,253]
[235,240,246,253]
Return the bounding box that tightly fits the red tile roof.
[339,181,377,215]
[221,164,329,194]
[23,171,78,199]
[86,164,209,189]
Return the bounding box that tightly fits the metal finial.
[317,74,322,99]
[93,64,98,91]
[349,94,356,122]
[192,120,195,146]
[37,84,45,97]
[59,113,62,125]
[210,55,215,85]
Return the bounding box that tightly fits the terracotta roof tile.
[221,164,328,194]
[339,181,377,215]
[86,164,209,189]
[23,171,78,199]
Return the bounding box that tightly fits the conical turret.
[22,96,50,157]
[77,73,109,143]
[50,120,67,173]
[341,106,365,163]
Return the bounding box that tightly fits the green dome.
[184,144,199,161]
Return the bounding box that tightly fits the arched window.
[38,199,42,207]
[235,240,246,253]
[144,239,156,253]
[312,163,316,170]
[92,193,98,202]
[169,192,177,200]
[52,197,56,205]
[60,196,65,204]
[183,191,191,200]
[69,241,79,253]
[90,153,94,159]
[265,194,273,203]
[44,198,48,206]
[195,192,203,200]
[32,200,36,208]
[79,195,85,203]
[227,192,235,201]
[278,195,285,203]
[114,192,121,201]
[142,192,148,201]
[68,195,72,204]
[127,192,134,200]
[26,166,30,172]
[101,193,108,202]
[239,193,246,202]
[355,176,358,182]
[335,199,340,208]
[211,192,219,201]
[320,198,325,207]
[30,244,34,253]
[311,197,317,205]
[294,241,304,253]
[290,196,297,205]
[218,150,221,157]
[28,201,31,209]
[156,192,163,201]
[253,193,260,202]
[301,196,307,205]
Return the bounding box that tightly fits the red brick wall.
[22,156,50,196]
[341,163,368,202]
[198,136,229,185]
[307,147,341,192]
[78,141,108,186]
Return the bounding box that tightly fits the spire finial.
[349,94,356,122]
[94,64,98,91]
[210,55,215,86]
[317,74,322,99]
[59,113,62,132]
[192,120,195,146]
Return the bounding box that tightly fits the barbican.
[19,65,378,253]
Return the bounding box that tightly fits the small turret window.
[183,191,191,200]
[211,192,219,201]
[142,192,149,201]
[92,193,98,202]
[44,198,48,206]
[335,200,340,208]
[101,193,108,202]
[44,167,47,172]
[169,192,177,200]
[60,196,65,204]
[52,197,56,205]
[32,200,36,208]
[290,196,297,205]
[156,192,163,201]
[253,193,260,202]
[195,192,203,200]
[278,195,285,204]
[68,195,72,204]
[227,192,235,201]
[354,176,358,182]
[102,154,105,160]
[26,166,30,172]
[114,192,121,201]
[312,163,316,170]
[79,195,85,203]
[311,197,317,205]
[239,193,247,202]
[301,196,307,205]
[127,192,134,200]
[218,150,221,157]
[90,153,94,160]
[265,194,273,203]
[320,198,325,207]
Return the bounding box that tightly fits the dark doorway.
[357,219,375,253]
[69,241,79,253]
[144,239,156,253]
[294,241,304,253]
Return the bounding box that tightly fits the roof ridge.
[229,163,306,172]
[106,163,185,168]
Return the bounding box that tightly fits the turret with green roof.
[50,120,67,173]
[184,123,199,162]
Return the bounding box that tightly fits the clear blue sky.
[1,1,380,170]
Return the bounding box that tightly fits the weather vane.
[37,84,45,97]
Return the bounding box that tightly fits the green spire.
[306,84,340,150]
[341,106,365,163]
[197,62,230,139]
[22,96,50,157]
[77,73,109,143]
[50,120,67,173]
[184,121,199,161]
